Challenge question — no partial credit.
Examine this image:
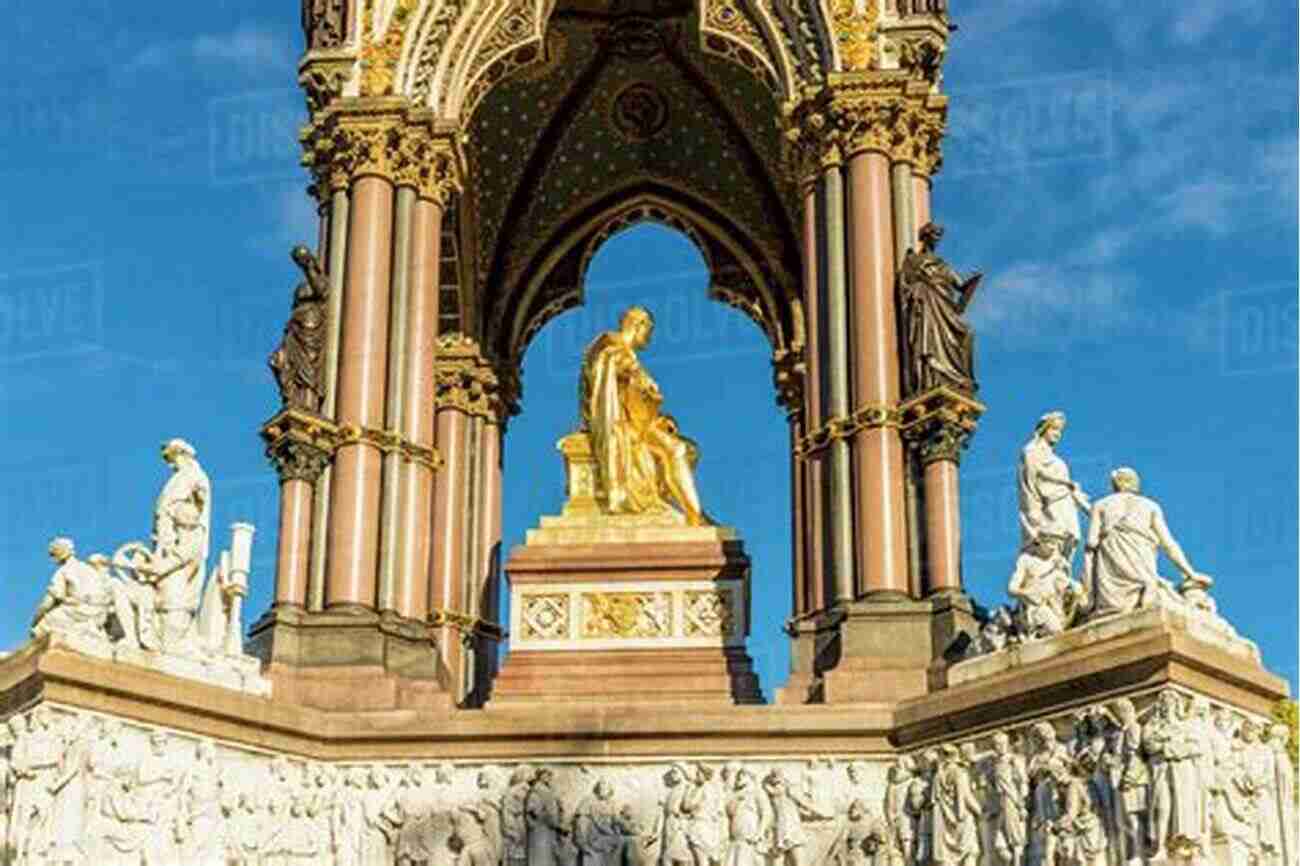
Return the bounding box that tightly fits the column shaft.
[377,187,415,613]
[393,197,443,622]
[325,175,393,610]
[431,407,469,690]
[891,162,927,598]
[789,415,809,616]
[274,478,314,608]
[848,152,909,598]
[923,458,962,594]
[822,165,856,604]
[309,188,350,610]
[912,172,932,239]
[801,185,827,612]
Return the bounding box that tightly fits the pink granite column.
[848,151,910,599]
[789,414,809,616]
[275,477,314,608]
[430,404,469,690]
[801,183,828,612]
[923,456,962,595]
[913,172,932,241]
[392,196,443,622]
[471,417,503,699]
[325,175,393,611]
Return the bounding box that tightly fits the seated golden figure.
[578,306,708,526]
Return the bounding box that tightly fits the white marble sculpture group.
[0,693,1290,866]
[974,412,1249,657]
[27,439,267,694]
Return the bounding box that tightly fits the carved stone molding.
[797,401,902,458]
[300,100,464,203]
[299,52,355,114]
[898,385,983,465]
[337,422,443,470]
[784,73,948,186]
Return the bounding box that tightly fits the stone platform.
[493,520,762,705]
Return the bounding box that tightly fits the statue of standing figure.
[269,244,330,413]
[897,222,982,397]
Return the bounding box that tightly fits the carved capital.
[299,54,354,115]
[772,345,806,415]
[301,102,464,201]
[261,408,341,481]
[784,74,948,185]
[898,386,985,465]
[435,334,516,422]
[268,439,333,483]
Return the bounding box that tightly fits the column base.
[247,606,455,712]
[777,592,979,704]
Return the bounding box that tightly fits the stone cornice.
[300,99,465,203]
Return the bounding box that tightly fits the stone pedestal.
[776,591,978,704]
[247,605,454,711]
[494,527,762,705]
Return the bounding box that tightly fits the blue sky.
[0,1,1294,699]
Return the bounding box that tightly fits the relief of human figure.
[882,755,920,866]
[986,733,1028,866]
[930,744,982,866]
[1025,723,1068,866]
[1241,719,1283,866]
[912,749,939,866]
[10,710,61,864]
[1018,412,1091,563]
[579,306,709,526]
[526,766,565,866]
[1107,699,1148,866]
[1214,714,1261,864]
[573,779,625,866]
[658,764,696,866]
[763,767,822,866]
[178,740,226,866]
[1053,756,1108,866]
[1083,467,1210,620]
[897,222,982,397]
[1267,723,1297,866]
[335,768,368,866]
[501,765,532,866]
[30,537,114,640]
[455,793,501,866]
[1143,691,1207,862]
[724,768,767,866]
[360,767,402,865]
[684,763,726,866]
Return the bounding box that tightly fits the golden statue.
[578,306,708,526]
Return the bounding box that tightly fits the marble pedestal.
[492,517,762,706]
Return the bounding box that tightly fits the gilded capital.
[784,74,948,184]
[435,334,512,422]
[261,408,341,482]
[772,345,806,415]
[899,386,984,466]
[301,101,463,202]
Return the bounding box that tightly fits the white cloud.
[126,24,289,76]
[968,261,1139,347]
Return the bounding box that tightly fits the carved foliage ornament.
[832,0,878,72]
[301,104,464,202]
[784,75,947,183]
[435,333,516,421]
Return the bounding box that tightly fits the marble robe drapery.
[931,762,981,865]
[1086,493,1177,618]
[1018,438,1082,551]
